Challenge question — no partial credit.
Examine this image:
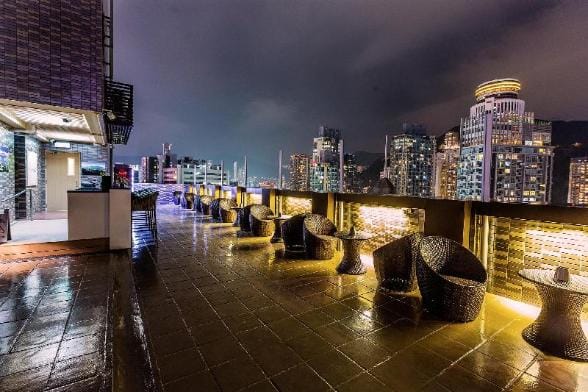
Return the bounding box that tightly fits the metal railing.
[0,189,34,221]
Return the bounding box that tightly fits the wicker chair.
[183,193,195,209]
[249,205,274,237]
[200,195,213,215]
[172,191,182,205]
[219,199,238,223]
[303,214,337,260]
[373,233,423,292]
[239,205,253,232]
[416,236,487,322]
[210,198,222,220]
[282,213,309,257]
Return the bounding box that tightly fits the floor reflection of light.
[360,254,373,268]
[496,295,588,333]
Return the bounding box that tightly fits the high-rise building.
[343,153,361,193]
[382,124,435,197]
[310,126,343,192]
[140,156,159,183]
[568,157,588,206]
[156,143,177,183]
[433,130,460,199]
[288,154,310,191]
[457,79,554,204]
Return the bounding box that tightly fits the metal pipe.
[339,139,344,193]
[278,150,283,189]
[220,160,224,186]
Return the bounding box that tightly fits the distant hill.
[352,151,384,167]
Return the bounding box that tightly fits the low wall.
[133,183,189,205]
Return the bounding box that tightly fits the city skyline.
[113,0,588,177]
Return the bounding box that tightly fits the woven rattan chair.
[239,205,253,232]
[219,199,238,223]
[183,193,195,209]
[303,214,337,260]
[416,236,487,322]
[172,191,182,205]
[200,195,213,215]
[249,205,274,237]
[210,198,222,220]
[282,213,309,257]
[373,233,423,292]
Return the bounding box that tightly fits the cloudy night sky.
[113,0,588,176]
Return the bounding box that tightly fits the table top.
[230,206,244,210]
[518,269,588,295]
[335,231,372,241]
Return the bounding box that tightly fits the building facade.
[568,157,588,206]
[457,78,554,204]
[382,124,435,197]
[343,153,361,193]
[140,156,159,183]
[433,130,460,199]
[288,154,310,191]
[310,126,343,192]
[0,0,133,220]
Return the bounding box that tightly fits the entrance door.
[46,152,80,211]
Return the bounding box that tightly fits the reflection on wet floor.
[0,254,110,391]
[1,204,587,391]
[133,206,588,391]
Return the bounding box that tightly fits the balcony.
[103,80,134,145]
[1,186,587,390]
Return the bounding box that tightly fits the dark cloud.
[113,0,588,176]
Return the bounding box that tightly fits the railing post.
[311,192,336,222]
[262,189,275,211]
[423,199,467,244]
[213,185,221,199]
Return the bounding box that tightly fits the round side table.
[270,215,291,243]
[335,232,372,275]
[518,269,588,361]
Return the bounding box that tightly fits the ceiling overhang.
[0,98,106,145]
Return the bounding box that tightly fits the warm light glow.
[339,203,423,252]
[496,296,588,330]
[475,78,521,101]
[282,196,311,215]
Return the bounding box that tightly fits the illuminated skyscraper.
[433,130,460,199]
[140,156,159,183]
[343,153,361,193]
[457,79,554,204]
[288,154,310,191]
[568,157,588,206]
[310,126,343,192]
[382,124,435,197]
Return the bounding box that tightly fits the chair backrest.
[282,213,308,246]
[219,198,237,210]
[200,195,213,205]
[303,214,336,236]
[184,193,194,201]
[250,204,273,220]
[419,236,487,284]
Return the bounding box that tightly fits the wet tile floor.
[1,204,587,391]
[0,254,110,391]
[131,206,588,392]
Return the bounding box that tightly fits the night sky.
[113,0,588,176]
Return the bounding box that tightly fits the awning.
[0,98,106,144]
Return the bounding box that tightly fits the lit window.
[67,157,75,176]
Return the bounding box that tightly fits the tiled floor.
[1,204,587,391]
[0,254,111,391]
[132,206,588,392]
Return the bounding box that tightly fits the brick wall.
[0,0,104,112]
